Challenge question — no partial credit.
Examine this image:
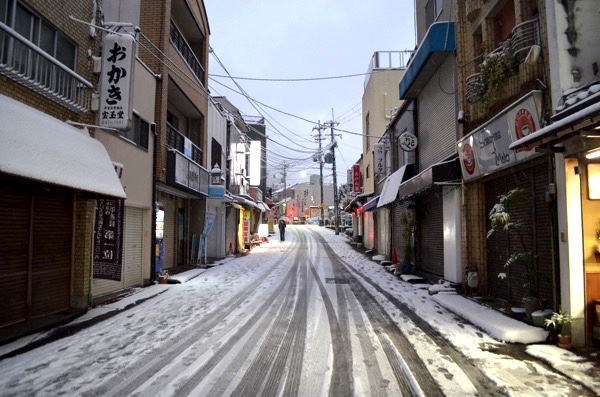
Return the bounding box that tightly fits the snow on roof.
[0,94,126,198]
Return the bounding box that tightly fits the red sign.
[353,164,361,193]
[462,143,476,175]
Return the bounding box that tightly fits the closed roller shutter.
[30,186,72,319]
[124,207,143,288]
[417,55,456,170]
[416,189,444,277]
[0,180,30,327]
[485,161,553,304]
[377,208,390,258]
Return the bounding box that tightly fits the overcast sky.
[205,0,416,189]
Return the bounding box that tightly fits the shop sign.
[168,150,208,195]
[457,91,541,181]
[93,198,124,281]
[399,131,418,151]
[99,34,135,130]
[374,143,385,177]
[353,164,361,193]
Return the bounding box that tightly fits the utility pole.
[325,110,340,235]
[313,122,326,226]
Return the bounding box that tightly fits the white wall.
[443,186,462,283]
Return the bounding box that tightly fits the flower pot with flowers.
[544,307,572,348]
[488,188,542,320]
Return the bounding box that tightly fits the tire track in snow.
[309,229,440,396]
[312,229,506,396]
[91,233,303,396]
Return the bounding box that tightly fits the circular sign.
[462,143,476,175]
[514,108,536,140]
[399,131,418,151]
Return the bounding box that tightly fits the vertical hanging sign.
[353,164,361,193]
[373,143,385,177]
[94,198,124,281]
[99,33,135,130]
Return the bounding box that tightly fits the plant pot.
[159,275,168,284]
[522,297,543,322]
[531,309,553,328]
[558,334,571,349]
[401,263,412,275]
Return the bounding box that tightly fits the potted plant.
[544,307,572,348]
[487,188,542,320]
[479,39,518,111]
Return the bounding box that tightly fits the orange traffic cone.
[391,248,398,265]
[262,236,266,243]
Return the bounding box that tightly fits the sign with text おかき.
[99,34,135,130]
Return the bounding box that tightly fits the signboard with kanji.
[99,34,135,130]
[374,143,385,176]
[353,164,361,193]
[93,198,124,281]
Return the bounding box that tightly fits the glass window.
[120,113,149,150]
[56,32,75,69]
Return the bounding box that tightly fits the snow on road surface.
[0,226,596,396]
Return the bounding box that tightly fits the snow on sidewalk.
[431,292,548,344]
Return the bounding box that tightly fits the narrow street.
[0,226,593,396]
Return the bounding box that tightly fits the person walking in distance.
[279,219,286,242]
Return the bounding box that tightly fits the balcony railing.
[0,21,92,113]
[511,17,540,62]
[466,72,483,104]
[166,122,202,165]
[169,20,205,84]
[365,50,413,88]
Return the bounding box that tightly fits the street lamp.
[210,164,222,185]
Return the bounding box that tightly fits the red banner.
[353,164,361,193]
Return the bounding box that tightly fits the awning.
[231,194,258,209]
[0,94,125,198]
[509,101,600,152]
[361,196,380,212]
[399,22,455,99]
[377,163,414,208]
[397,158,461,199]
[343,191,374,212]
[257,201,269,212]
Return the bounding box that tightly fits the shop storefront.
[458,91,556,307]
[509,83,600,347]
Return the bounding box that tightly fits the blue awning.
[399,22,455,99]
[361,196,380,212]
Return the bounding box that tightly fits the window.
[366,164,370,179]
[4,1,76,71]
[425,0,443,28]
[120,113,149,150]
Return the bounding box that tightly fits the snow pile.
[432,293,548,344]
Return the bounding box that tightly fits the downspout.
[150,123,157,283]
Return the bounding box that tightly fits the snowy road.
[0,226,594,396]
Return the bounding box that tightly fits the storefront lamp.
[588,163,600,199]
[210,164,222,185]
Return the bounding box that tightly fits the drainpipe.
[150,123,157,283]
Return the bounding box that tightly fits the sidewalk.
[348,239,600,394]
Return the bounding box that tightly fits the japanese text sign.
[93,198,124,281]
[99,34,135,130]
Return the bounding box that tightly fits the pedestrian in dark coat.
[279,219,286,241]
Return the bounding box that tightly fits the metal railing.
[0,21,92,113]
[365,50,413,88]
[511,17,540,62]
[466,72,483,103]
[166,122,202,165]
[169,20,205,84]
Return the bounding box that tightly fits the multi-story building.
[507,1,600,347]
[359,51,410,251]
[455,0,554,320]
[0,0,127,327]
[139,0,210,272]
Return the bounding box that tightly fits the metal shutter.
[376,208,390,258]
[124,207,143,288]
[416,189,444,277]
[0,180,30,327]
[417,55,456,170]
[30,186,72,319]
[485,162,552,304]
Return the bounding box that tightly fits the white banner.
[99,34,135,130]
